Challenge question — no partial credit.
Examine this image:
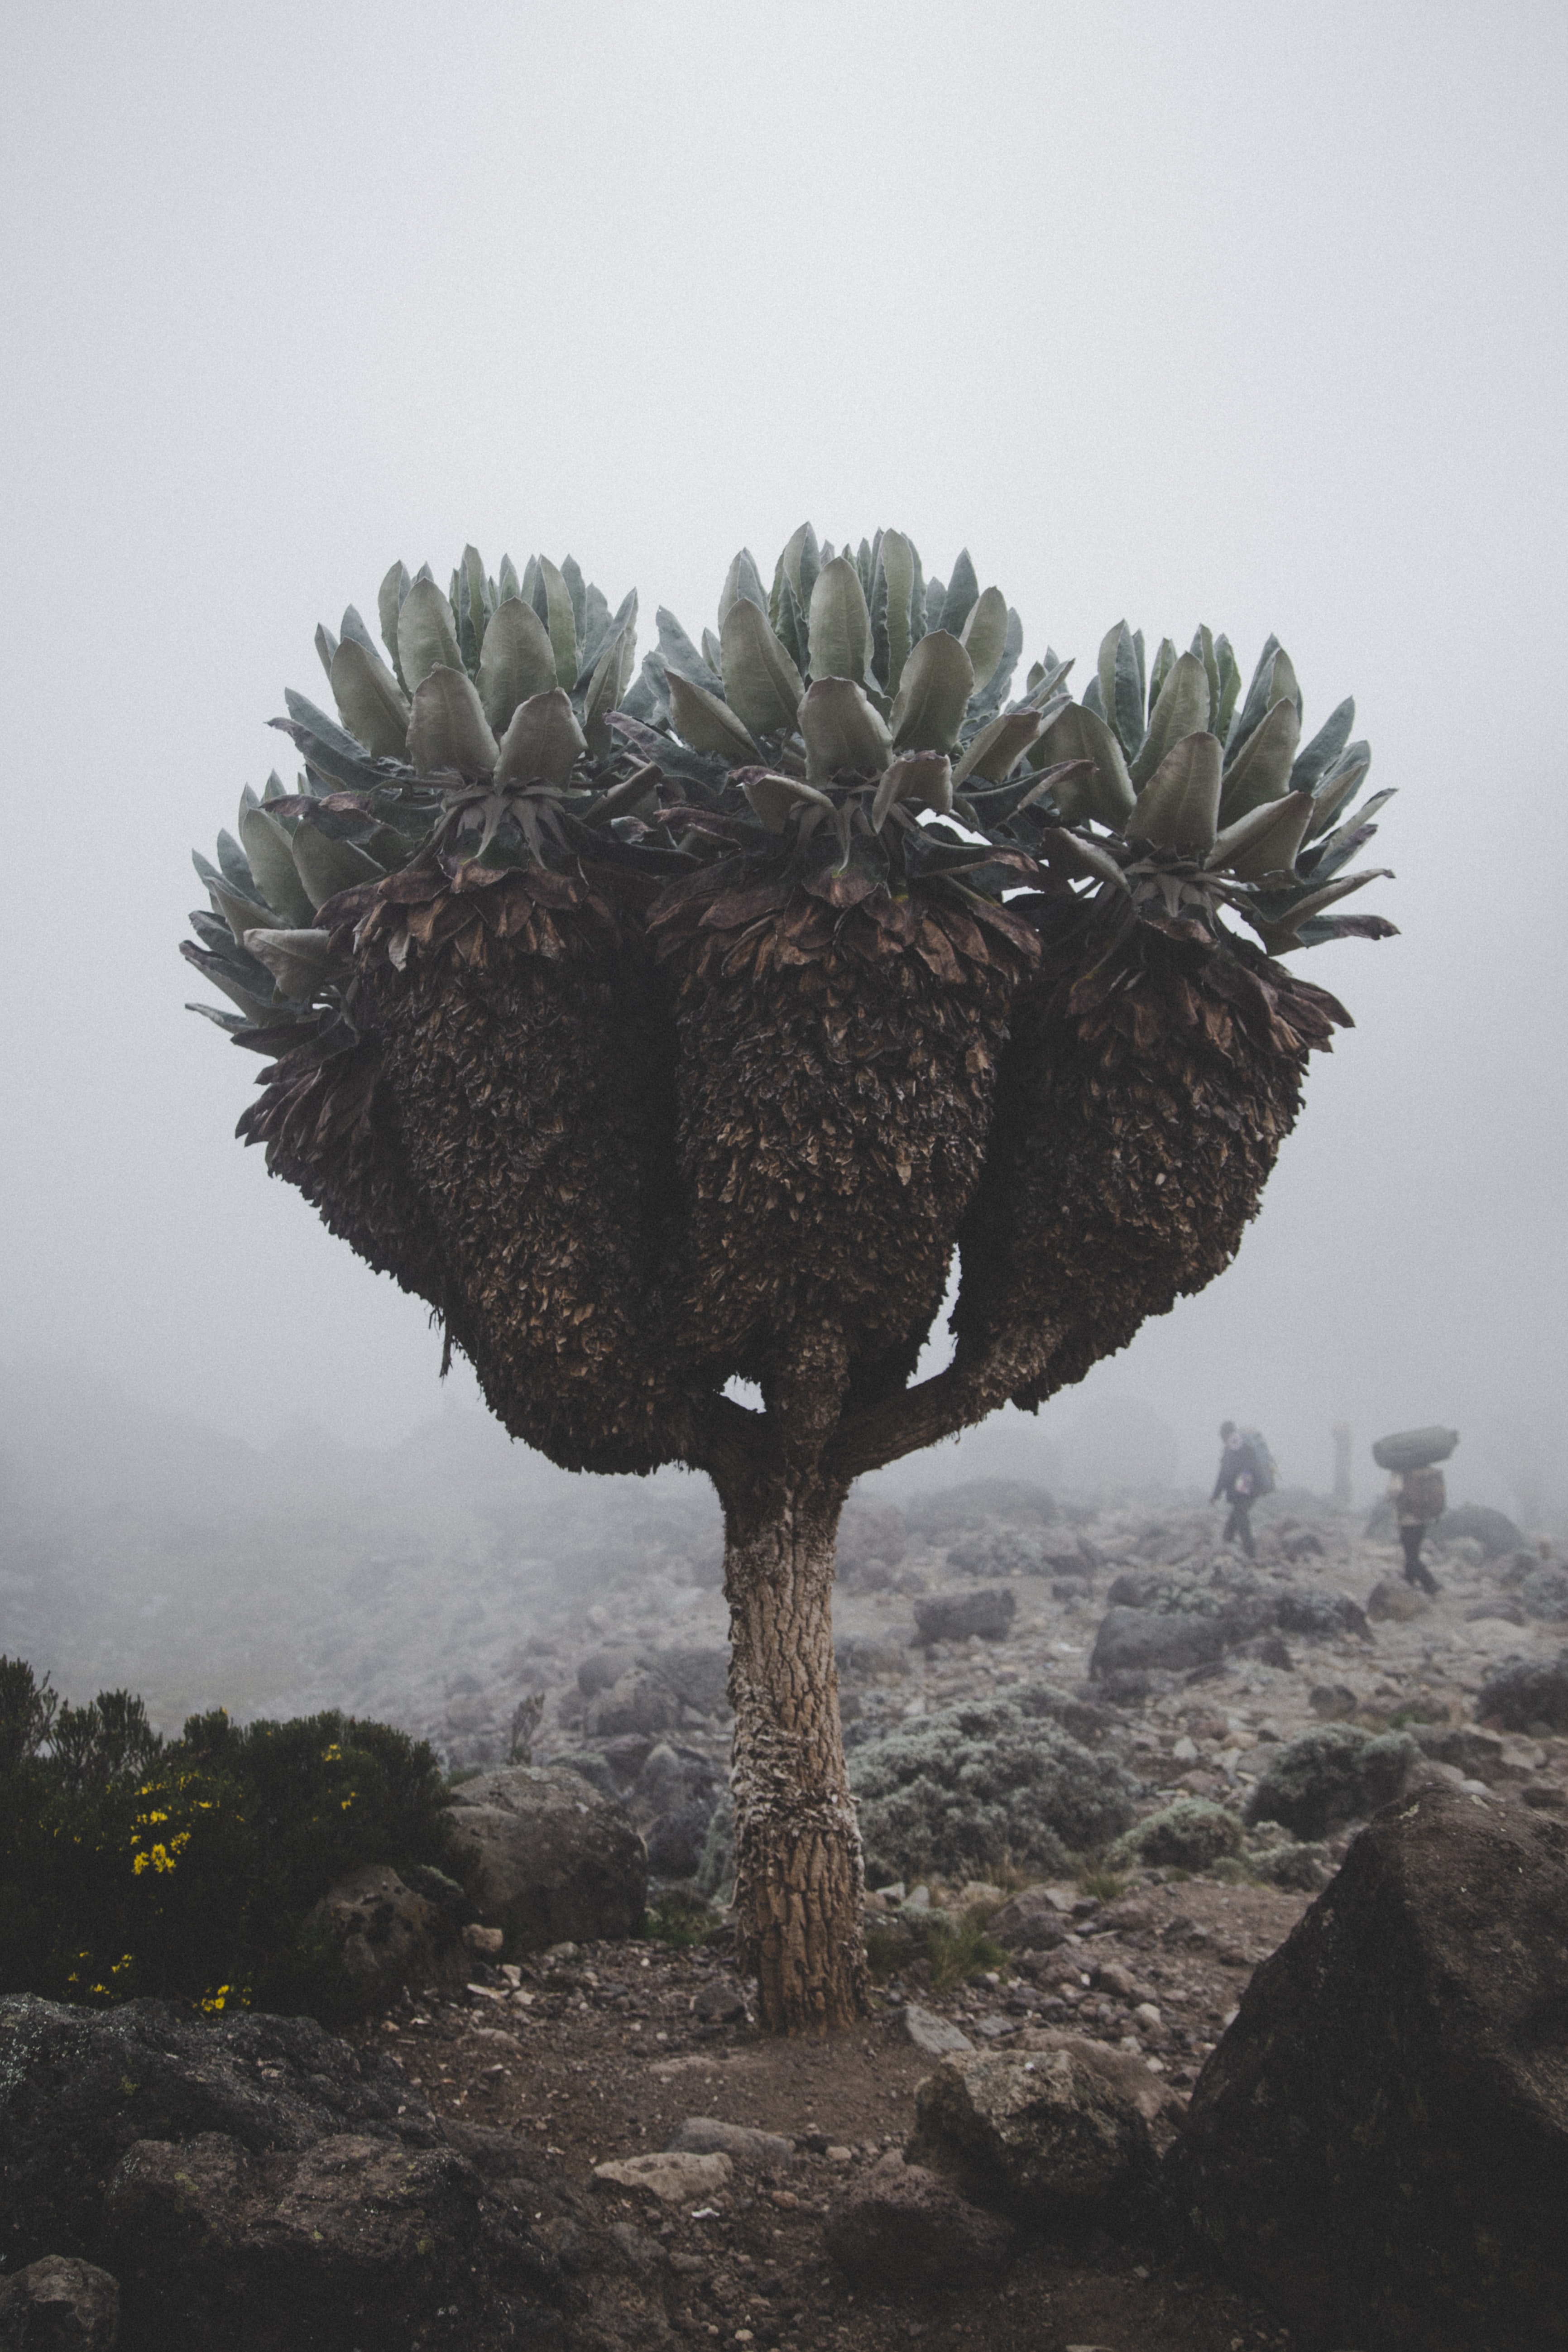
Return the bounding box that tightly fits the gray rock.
[1476,1652,1568,1734]
[448,1765,647,1951]
[824,2152,1015,2290]
[909,2040,1177,2223]
[986,1888,1072,1953]
[1367,1578,1429,1623]
[668,2117,792,2168]
[304,1863,461,2003]
[637,1739,700,1815]
[646,1645,731,1719]
[1169,1785,1568,2351]
[645,1800,714,1879]
[691,1977,747,2023]
[1435,1502,1524,1559]
[1089,1605,1228,1678]
[903,2004,975,2056]
[576,1645,635,1696]
[551,1748,618,1799]
[1414,1725,1511,1783]
[1309,1683,1359,1720]
[1272,1587,1369,1641]
[1467,1598,1527,1626]
[1520,1563,1568,1622]
[592,2151,730,2204]
[0,2257,120,2350]
[913,1588,1017,1644]
[1244,1725,1419,1840]
[583,1669,681,1740]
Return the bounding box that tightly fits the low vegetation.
[0,1656,473,2023]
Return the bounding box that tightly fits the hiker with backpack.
[1212,1421,1274,1559]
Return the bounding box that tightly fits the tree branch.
[827,1319,1066,1483]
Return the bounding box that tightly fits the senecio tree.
[183,527,1394,2031]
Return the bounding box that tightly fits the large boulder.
[645,1645,731,1720]
[0,1995,662,2352]
[1243,1724,1418,1838]
[913,1589,1016,1645]
[0,2257,120,2349]
[1168,1785,1568,2351]
[824,2152,1015,2290]
[1089,1605,1228,1679]
[1476,1651,1568,1733]
[986,1887,1073,1953]
[1436,1502,1523,1558]
[910,2040,1178,2226]
[304,1863,462,2003]
[448,1766,647,1951]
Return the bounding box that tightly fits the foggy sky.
[2,1,1564,1517]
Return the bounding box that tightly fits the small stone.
[593,2151,733,2204]
[670,2118,793,2168]
[1133,2002,1162,2031]
[462,1923,504,1957]
[902,2004,975,2056]
[826,2145,854,2163]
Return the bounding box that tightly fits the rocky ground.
[348,1876,1316,2351]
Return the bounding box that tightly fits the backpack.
[1240,1428,1278,1496]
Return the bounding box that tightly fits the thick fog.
[3,2,1566,1721]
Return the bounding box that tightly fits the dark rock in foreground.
[0,2256,120,2349]
[825,2151,1015,2290]
[0,1996,666,2352]
[1090,1605,1228,1678]
[1168,1785,1568,2352]
[909,2040,1179,2227]
[913,1587,1016,1644]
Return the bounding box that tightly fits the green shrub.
[1244,1724,1419,1840]
[1110,1797,1243,1873]
[644,1889,719,1949]
[847,1696,1136,1887]
[0,1657,475,2024]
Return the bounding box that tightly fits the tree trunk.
[719,1467,869,2033]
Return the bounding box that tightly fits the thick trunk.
[720,1468,869,2033]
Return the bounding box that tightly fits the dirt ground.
[353,1878,1315,2352]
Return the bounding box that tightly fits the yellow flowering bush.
[0,1657,475,2022]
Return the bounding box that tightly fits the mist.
[4,0,1566,1717]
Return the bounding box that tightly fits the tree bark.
[719,1465,869,2034]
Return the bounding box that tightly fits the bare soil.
[354,1878,1313,2352]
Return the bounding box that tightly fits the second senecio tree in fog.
[182,528,1395,2032]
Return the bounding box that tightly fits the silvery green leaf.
[561,554,587,648]
[953,709,1043,785]
[331,640,412,760]
[1226,635,1282,756]
[871,752,952,828]
[701,627,724,681]
[397,578,463,693]
[925,576,946,631]
[580,580,614,672]
[938,549,979,636]
[799,677,892,779]
[1207,789,1314,879]
[477,595,560,733]
[807,556,873,685]
[1304,743,1371,838]
[188,981,274,1028]
[216,828,256,892]
[1017,656,1074,711]
[379,562,411,683]
[1190,624,1220,726]
[522,553,547,625]
[291,825,386,910]
[461,546,489,672]
[498,553,520,601]
[208,876,276,946]
[1081,672,1107,721]
[963,605,1023,730]
[262,769,289,806]
[909,546,926,647]
[772,572,809,679]
[878,529,917,697]
[1146,637,1176,718]
[667,671,760,762]
[408,664,501,778]
[889,630,975,753]
[1213,634,1241,739]
[1033,703,1136,827]
[1249,868,1391,944]
[1290,696,1356,796]
[315,623,339,680]
[539,557,580,688]
[623,651,671,727]
[855,537,874,600]
[495,687,588,787]
[959,587,1008,696]
[338,606,379,662]
[1039,831,1129,890]
[774,522,812,616]
[239,784,260,817]
[1127,731,1222,851]
[656,606,724,694]
[240,805,316,926]
[1218,696,1302,823]
[798,523,820,615]
[718,547,768,627]
[743,771,837,832]
[1130,651,1212,788]
[243,925,334,999]
[1301,788,1394,879]
[720,594,806,737]
[1096,620,1146,757]
[583,622,637,755]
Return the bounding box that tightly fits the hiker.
[1393,1462,1445,1594]
[1212,1421,1263,1560]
